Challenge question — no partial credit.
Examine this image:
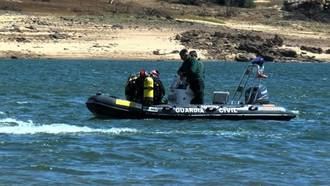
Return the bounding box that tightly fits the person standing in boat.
[177,49,205,104]
[150,69,167,104]
[245,56,269,104]
[126,69,160,106]
[252,56,268,79]
[125,69,147,103]
[189,50,201,61]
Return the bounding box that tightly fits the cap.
[151,69,159,77]
[252,57,264,65]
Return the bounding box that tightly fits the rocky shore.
[0,0,330,62]
[176,28,330,62]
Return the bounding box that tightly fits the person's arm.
[177,64,184,76]
[178,59,192,77]
[159,80,165,96]
[257,68,268,78]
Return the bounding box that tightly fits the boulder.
[300,46,323,54]
[153,50,160,55]
[213,31,225,38]
[235,53,256,62]
[261,54,275,62]
[278,48,298,58]
[238,42,261,54]
[15,37,29,43]
[49,31,68,40]
[111,24,124,30]
[265,34,284,47]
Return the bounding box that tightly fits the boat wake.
[152,129,296,139]
[0,118,138,135]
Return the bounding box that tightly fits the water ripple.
[0,60,329,185]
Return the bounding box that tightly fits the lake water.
[0,60,329,185]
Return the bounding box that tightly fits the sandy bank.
[0,13,329,62]
[0,14,192,60]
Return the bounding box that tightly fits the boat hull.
[86,95,296,121]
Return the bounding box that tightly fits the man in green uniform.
[177,49,205,104]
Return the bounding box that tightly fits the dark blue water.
[0,60,329,185]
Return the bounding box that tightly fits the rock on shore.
[175,29,326,62]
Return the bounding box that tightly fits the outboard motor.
[168,76,193,105]
[245,84,269,104]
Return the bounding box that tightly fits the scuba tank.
[143,76,154,106]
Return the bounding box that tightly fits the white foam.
[153,130,248,137]
[0,118,138,135]
[292,110,300,115]
[16,101,29,105]
[0,118,34,126]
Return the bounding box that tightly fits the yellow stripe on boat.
[115,99,142,109]
[116,99,131,107]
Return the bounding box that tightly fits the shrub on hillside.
[178,0,201,5]
[169,0,255,8]
[216,0,255,8]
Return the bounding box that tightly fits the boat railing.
[230,64,262,105]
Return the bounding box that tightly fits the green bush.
[177,0,202,5]
[240,0,255,8]
[174,0,255,8]
[218,0,255,8]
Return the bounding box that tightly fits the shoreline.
[0,13,329,63]
[1,56,328,64]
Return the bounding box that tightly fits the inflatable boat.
[86,64,296,121]
[86,94,295,120]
